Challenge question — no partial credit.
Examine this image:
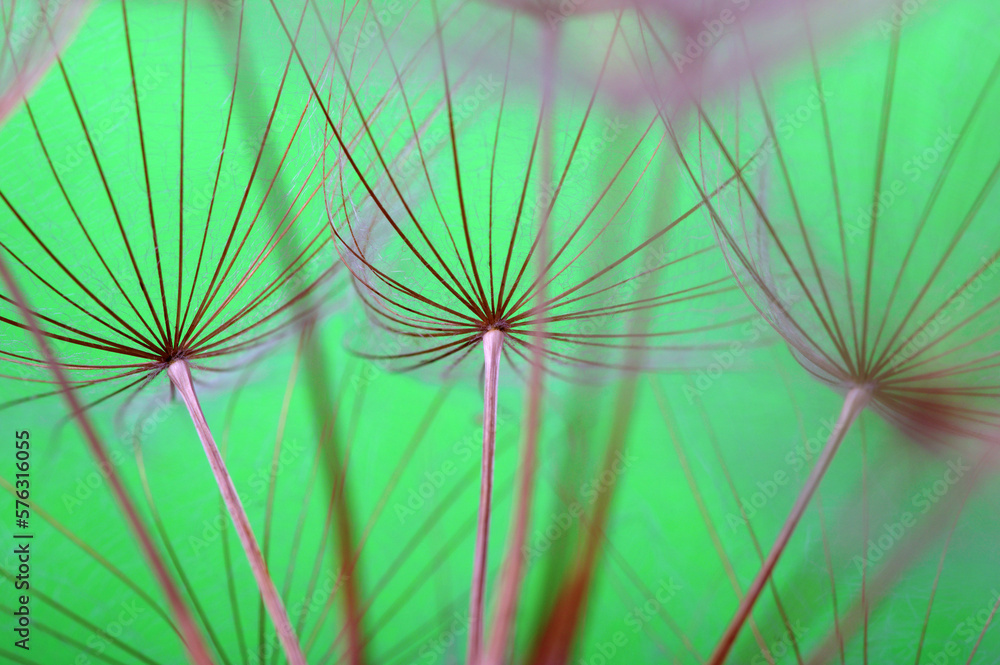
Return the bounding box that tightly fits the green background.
[2,1,1000,664]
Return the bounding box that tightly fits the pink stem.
[708,385,871,665]
[482,21,559,664]
[167,359,306,665]
[467,329,504,665]
[482,397,537,665]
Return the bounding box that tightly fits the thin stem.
[467,329,504,665]
[166,359,306,665]
[481,342,535,665]
[482,409,534,665]
[708,385,871,665]
[482,19,558,663]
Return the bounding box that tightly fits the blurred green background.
[2,1,1000,664]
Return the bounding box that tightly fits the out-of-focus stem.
[806,447,993,665]
[708,385,871,665]
[467,329,504,665]
[0,256,214,665]
[167,359,306,665]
